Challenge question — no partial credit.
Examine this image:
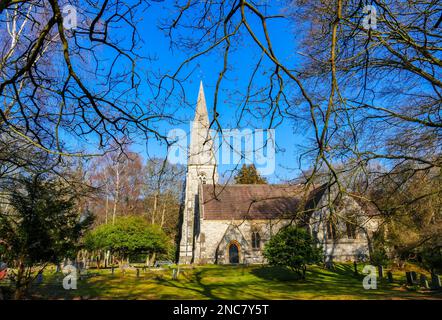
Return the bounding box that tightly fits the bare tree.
[0,0,171,159]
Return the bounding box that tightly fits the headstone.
[406,272,413,285]
[387,271,393,283]
[419,274,429,289]
[35,272,43,284]
[431,273,441,289]
[411,271,418,283]
[353,261,358,275]
[79,266,87,280]
[172,268,180,280]
[377,266,384,279]
[325,261,334,270]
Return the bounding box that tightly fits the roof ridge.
[204,184,303,187]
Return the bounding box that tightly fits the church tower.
[179,82,218,264]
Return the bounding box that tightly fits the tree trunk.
[105,183,109,224]
[160,203,166,227]
[150,252,156,267]
[152,192,158,224]
[113,165,120,225]
[14,259,26,300]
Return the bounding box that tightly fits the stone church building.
[178,83,379,265]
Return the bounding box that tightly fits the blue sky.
[61,1,440,184]
[75,1,313,183]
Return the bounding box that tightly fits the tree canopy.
[84,216,169,260]
[0,174,93,298]
[234,164,267,184]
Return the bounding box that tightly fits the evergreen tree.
[234,164,267,184]
[0,174,93,299]
[263,226,323,279]
[84,216,169,264]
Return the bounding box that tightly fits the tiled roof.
[201,184,308,220]
[200,183,379,220]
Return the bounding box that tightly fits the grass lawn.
[23,263,442,300]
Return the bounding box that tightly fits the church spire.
[194,81,209,126]
[188,81,217,168]
[178,81,219,265]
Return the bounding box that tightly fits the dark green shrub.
[263,226,322,279]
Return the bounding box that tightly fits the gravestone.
[431,273,441,289]
[377,266,384,279]
[411,271,418,283]
[387,271,393,283]
[172,268,180,280]
[35,272,43,285]
[419,274,429,289]
[353,261,358,275]
[154,260,173,268]
[325,261,335,270]
[79,266,87,280]
[406,272,414,285]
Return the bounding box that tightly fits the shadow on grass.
[28,264,442,300]
[251,266,302,281]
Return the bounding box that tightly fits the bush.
[263,226,323,279]
[421,246,442,274]
[370,247,389,266]
[84,216,169,262]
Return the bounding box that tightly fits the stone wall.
[311,195,380,262]
[191,195,380,264]
[194,219,291,264]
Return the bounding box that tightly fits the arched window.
[228,241,240,264]
[251,231,261,249]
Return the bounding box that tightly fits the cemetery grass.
[30,263,442,300]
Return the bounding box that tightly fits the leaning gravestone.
[431,273,441,289]
[387,271,393,283]
[419,274,429,289]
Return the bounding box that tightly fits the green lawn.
[28,263,442,300]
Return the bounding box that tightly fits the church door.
[228,242,239,264]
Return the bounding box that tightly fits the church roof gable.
[200,183,379,220]
[201,184,307,220]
